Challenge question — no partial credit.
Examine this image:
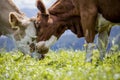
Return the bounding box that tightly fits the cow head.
[9,12,37,55]
[34,0,60,54]
[35,0,50,40]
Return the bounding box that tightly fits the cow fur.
[35,0,120,61]
[0,0,37,56]
[0,0,21,35]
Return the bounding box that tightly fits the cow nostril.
[27,42,30,45]
[32,37,36,41]
[29,43,35,52]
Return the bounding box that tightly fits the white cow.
[0,0,36,55]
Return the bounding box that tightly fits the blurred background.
[0,0,120,52]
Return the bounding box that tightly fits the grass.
[0,50,120,80]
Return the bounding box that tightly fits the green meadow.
[0,50,120,80]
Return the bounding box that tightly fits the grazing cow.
[34,0,120,62]
[0,0,37,55]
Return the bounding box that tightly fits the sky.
[14,0,57,9]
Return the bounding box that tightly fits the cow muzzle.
[35,35,57,54]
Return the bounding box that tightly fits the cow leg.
[97,15,113,60]
[80,5,97,62]
[85,43,95,62]
[97,31,109,60]
[97,25,112,60]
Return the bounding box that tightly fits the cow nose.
[32,37,36,41]
[27,42,30,45]
[36,41,49,54]
[29,43,35,53]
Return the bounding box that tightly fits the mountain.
[0,36,15,52]
[51,31,85,50]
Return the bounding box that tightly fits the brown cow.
[35,0,120,40]
[0,0,37,55]
[34,0,120,62]
[35,14,113,61]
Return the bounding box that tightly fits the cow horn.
[36,0,46,14]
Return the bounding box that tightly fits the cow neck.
[48,15,58,36]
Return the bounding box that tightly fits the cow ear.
[9,12,22,28]
[36,0,46,14]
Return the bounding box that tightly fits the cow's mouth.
[34,35,57,54]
